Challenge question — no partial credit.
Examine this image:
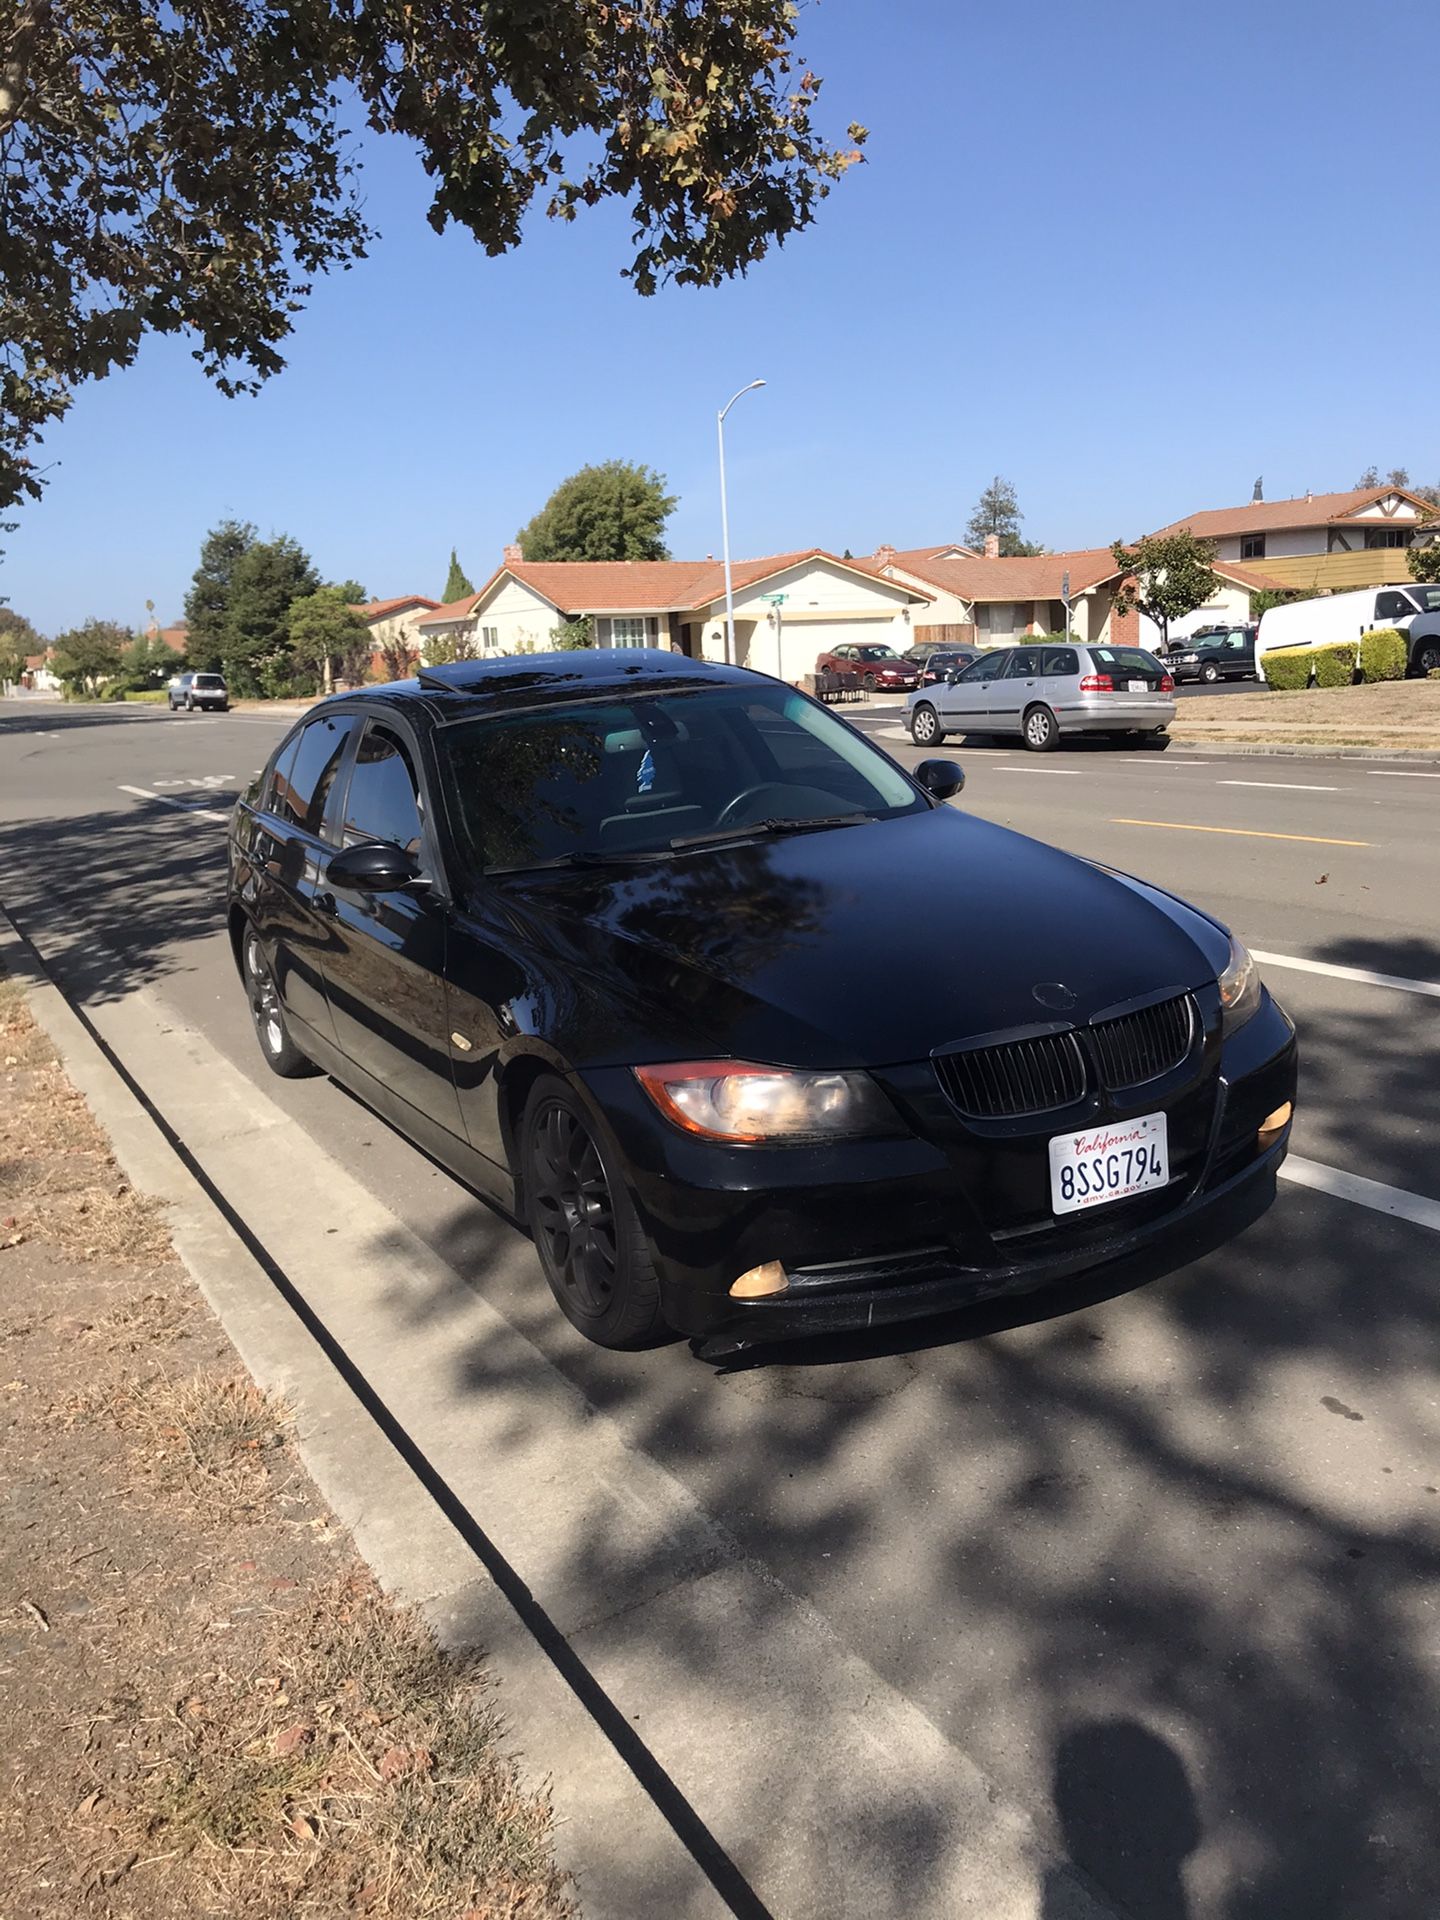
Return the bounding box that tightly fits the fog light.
[730,1260,789,1299]
[1257,1101,1293,1144]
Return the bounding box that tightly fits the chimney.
[1305,488,1313,503]
[503,542,523,565]
[983,533,1000,560]
[874,544,897,570]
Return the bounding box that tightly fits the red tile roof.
[1148,486,1436,540]
[420,551,932,625]
[886,547,1123,603]
[349,596,441,622]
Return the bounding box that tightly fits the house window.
[597,615,660,647]
[1364,528,1412,550]
[1240,534,1266,561]
[480,625,499,649]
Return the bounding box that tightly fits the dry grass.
[125,1571,576,1919]
[1172,677,1440,749]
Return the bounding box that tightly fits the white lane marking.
[1281,1157,1440,1236]
[1253,949,1440,1002]
[1218,779,1340,792]
[118,783,229,825]
[1368,770,1440,779]
[998,766,1083,776]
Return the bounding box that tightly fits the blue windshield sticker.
[637,748,655,794]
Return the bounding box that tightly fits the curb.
[1166,740,1440,763]
[0,904,730,1920]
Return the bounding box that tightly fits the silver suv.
[167,670,229,713]
[906,642,1175,752]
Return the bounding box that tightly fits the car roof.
[323,646,771,731]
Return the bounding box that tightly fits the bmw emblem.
[1032,981,1077,1011]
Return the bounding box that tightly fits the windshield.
[856,646,900,662]
[439,683,925,874]
[1406,586,1440,613]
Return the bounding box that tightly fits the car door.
[252,710,360,1048]
[937,649,1007,722]
[317,714,465,1135]
[1039,645,1080,717]
[988,646,1045,727]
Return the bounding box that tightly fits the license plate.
[1049,1112,1168,1215]
[1127,679,1148,692]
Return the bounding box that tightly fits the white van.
[1256,584,1440,675]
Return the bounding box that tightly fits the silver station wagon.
[906,641,1176,752]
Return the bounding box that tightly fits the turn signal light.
[1257,1101,1293,1144]
[730,1261,789,1299]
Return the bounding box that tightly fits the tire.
[521,1077,667,1348]
[1021,704,1060,752]
[1200,662,1220,684]
[861,674,878,696]
[1414,639,1440,676]
[910,702,945,746]
[242,928,319,1078]
[185,694,194,711]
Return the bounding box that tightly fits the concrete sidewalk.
[0,905,1120,1920]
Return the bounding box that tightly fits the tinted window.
[274,714,356,835]
[439,684,923,874]
[343,725,425,857]
[1006,649,1043,676]
[193,673,225,688]
[856,646,898,662]
[1376,591,1415,621]
[1043,648,1078,675]
[1089,647,1164,682]
[1408,585,1440,613]
[957,653,1007,683]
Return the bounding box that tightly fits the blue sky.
[8,0,1437,636]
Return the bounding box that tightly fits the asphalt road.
[3,694,1439,1920]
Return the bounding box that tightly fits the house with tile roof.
[415,545,932,680]
[873,540,1292,652]
[345,595,441,680]
[1147,484,1438,593]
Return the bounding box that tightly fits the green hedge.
[1359,628,1407,682]
[1313,640,1358,688]
[122,688,168,703]
[1261,646,1312,691]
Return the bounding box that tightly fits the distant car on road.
[225,649,1294,1353]
[909,646,983,686]
[168,670,229,712]
[1168,629,1258,684]
[907,641,1175,751]
[814,644,920,693]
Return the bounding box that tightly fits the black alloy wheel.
[242,929,317,1078]
[521,1079,665,1348]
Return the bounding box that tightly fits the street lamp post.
[717,379,766,665]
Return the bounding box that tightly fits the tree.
[550,617,595,651]
[964,476,1043,557]
[0,3,865,517]
[517,460,678,562]
[0,608,39,686]
[117,631,181,691]
[184,520,256,672]
[223,536,320,696]
[443,551,475,603]
[1249,586,1322,620]
[1355,466,1440,505]
[288,586,373,693]
[1110,531,1220,648]
[0,638,26,688]
[420,627,476,668]
[50,618,129,694]
[1408,543,1440,585]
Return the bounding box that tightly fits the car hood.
[493,808,1229,1070]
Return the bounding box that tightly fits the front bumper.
[580,991,1296,1345]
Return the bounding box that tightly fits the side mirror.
[327,840,421,892]
[914,758,965,800]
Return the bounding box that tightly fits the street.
[3,697,1439,1919]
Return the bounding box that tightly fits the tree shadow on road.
[1043,1719,1199,1920]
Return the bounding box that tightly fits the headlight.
[633,1060,896,1143]
[1218,935,1262,1034]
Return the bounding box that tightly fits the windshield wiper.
[668,812,873,851]
[484,846,674,876]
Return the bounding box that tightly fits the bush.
[1261,647,1312,691]
[1359,628,1407,682]
[1313,640,1358,688]
[123,688,168,702]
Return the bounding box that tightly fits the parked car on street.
[1256,585,1440,676]
[813,643,920,693]
[227,649,1294,1354]
[911,646,983,686]
[907,641,1175,751]
[168,670,229,712]
[1168,628,1258,684]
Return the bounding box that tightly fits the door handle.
[314,890,338,917]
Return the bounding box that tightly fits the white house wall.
[468,576,567,654]
[697,557,921,678]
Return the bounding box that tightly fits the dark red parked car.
[815,643,920,692]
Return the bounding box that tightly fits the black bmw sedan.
[227,650,1296,1351]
